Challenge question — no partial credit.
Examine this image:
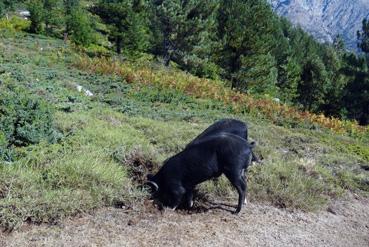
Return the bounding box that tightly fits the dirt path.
[1,194,369,247]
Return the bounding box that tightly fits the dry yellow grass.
[75,56,368,137]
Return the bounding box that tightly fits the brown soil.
[1,194,369,247]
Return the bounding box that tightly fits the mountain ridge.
[268,0,369,51]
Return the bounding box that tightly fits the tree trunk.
[63,33,68,44]
[116,36,122,54]
[163,37,171,66]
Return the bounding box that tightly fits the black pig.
[147,133,255,214]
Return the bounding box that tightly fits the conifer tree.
[151,0,219,77]
[61,0,96,46]
[342,54,369,125]
[0,1,5,16]
[92,0,150,54]
[333,34,345,52]
[28,0,63,35]
[64,0,79,14]
[216,0,251,82]
[278,55,301,103]
[297,55,329,111]
[43,0,64,34]
[28,0,44,33]
[66,6,95,46]
[320,46,348,116]
[217,0,280,95]
[0,0,26,16]
[237,53,278,96]
[338,19,369,124]
[64,0,80,33]
[357,18,369,55]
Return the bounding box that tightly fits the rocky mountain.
[268,0,369,51]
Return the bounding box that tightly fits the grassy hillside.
[0,33,368,230]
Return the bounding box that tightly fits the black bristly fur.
[186,119,259,163]
[147,133,256,214]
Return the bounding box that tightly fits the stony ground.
[1,193,368,247]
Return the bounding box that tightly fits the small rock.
[127,219,136,226]
[84,90,94,97]
[327,207,337,215]
[76,85,83,92]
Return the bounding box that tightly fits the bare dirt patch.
[1,193,369,247]
[113,147,159,186]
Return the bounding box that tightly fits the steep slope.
[0,33,368,233]
[268,0,369,51]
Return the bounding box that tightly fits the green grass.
[0,33,368,230]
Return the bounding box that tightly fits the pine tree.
[64,0,80,33]
[64,0,79,14]
[92,0,150,54]
[320,46,348,117]
[333,34,345,52]
[28,0,64,35]
[342,54,369,125]
[278,55,301,103]
[216,0,251,82]
[28,0,45,34]
[297,55,329,111]
[0,0,26,16]
[216,0,280,95]
[336,18,369,124]
[66,6,95,46]
[236,53,278,96]
[338,19,369,124]
[0,1,5,17]
[44,0,64,34]
[151,0,219,77]
[357,18,369,54]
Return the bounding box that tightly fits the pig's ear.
[145,181,159,193]
[145,174,158,193]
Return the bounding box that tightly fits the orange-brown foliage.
[74,56,368,137]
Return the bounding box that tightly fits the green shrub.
[0,130,8,160]
[0,16,30,32]
[85,44,111,57]
[0,83,58,159]
[66,7,96,46]
[28,0,44,34]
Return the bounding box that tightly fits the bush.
[0,16,30,32]
[66,7,96,46]
[131,85,194,105]
[0,83,57,159]
[85,44,111,57]
[0,130,8,160]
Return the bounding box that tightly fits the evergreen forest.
[1,0,368,125]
